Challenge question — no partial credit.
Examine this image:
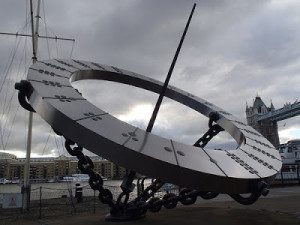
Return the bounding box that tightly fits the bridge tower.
[246,96,280,148]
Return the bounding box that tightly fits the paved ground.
[1,186,300,225]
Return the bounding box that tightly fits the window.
[258,107,261,113]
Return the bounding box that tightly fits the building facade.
[246,96,280,148]
[278,139,300,165]
[0,152,17,179]
[0,152,127,181]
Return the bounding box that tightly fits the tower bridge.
[257,101,300,122]
[246,96,300,148]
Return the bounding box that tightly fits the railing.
[274,164,300,185]
[0,165,299,222]
[0,181,178,222]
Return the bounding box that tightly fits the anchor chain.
[60,112,267,217]
[229,181,269,205]
[64,139,115,207]
[58,137,268,215]
[15,92,265,216]
[194,112,224,148]
[63,138,220,219]
[125,185,203,216]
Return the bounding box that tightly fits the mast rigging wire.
[2,37,28,115]
[1,39,29,150]
[53,132,61,156]
[70,41,75,58]
[0,37,21,149]
[42,0,51,59]
[4,104,21,149]
[0,0,75,153]
[0,18,31,108]
[41,128,52,156]
[0,3,31,150]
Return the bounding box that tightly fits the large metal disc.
[26,59,282,194]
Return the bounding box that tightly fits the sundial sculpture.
[15,4,281,221]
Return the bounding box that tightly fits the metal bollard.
[75,183,83,203]
[39,186,42,219]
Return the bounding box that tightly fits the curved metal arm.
[15,80,35,112]
[229,181,269,205]
[229,193,261,205]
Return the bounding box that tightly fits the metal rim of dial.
[26,59,282,194]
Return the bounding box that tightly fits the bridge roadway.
[9,186,300,225]
[257,101,300,122]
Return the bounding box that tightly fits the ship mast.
[0,0,75,210]
[22,0,40,211]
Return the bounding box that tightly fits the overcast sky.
[0,0,299,158]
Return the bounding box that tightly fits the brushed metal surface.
[25,59,282,194]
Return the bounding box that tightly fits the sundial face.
[26,59,282,194]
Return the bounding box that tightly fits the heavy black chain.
[13,82,263,217]
[15,78,269,218]
[192,112,270,205]
[65,139,115,208]
[125,181,198,216]
[125,182,221,216]
[63,111,267,218]
[62,113,225,219]
[194,112,224,148]
[64,138,220,219]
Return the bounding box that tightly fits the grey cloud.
[0,0,299,158]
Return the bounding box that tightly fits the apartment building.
[0,152,127,181]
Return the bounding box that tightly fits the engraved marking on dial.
[111,66,123,74]
[75,112,108,121]
[38,61,72,72]
[91,62,105,70]
[73,59,92,69]
[225,151,260,176]
[29,68,69,79]
[246,136,275,149]
[43,95,85,102]
[240,148,277,171]
[55,59,80,70]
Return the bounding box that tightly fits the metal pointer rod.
[146,3,196,133]
[124,4,196,189]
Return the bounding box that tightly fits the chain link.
[16,78,266,219]
[194,112,224,148]
[63,132,265,218]
[63,138,218,218]
[64,139,115,208]
[125,186,215,216]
